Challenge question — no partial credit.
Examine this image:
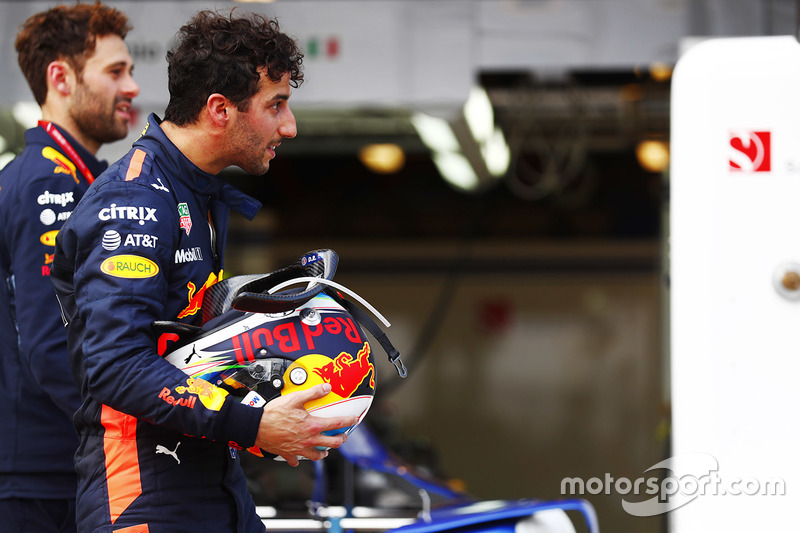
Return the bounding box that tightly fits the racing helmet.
[155,249,406,458]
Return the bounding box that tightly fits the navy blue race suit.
[0,125,105,516]
[51,114,267,533]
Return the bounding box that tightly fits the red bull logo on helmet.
[314,342,375,398]
[280,343,376,421]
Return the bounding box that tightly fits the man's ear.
[46,60,73,96]
[206,94,231,127]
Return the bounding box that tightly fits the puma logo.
[156,441,181,464]
[184,345,198,365]
[151,178,170,192]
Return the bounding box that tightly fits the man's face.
[229,70,297,176]
[69,34,139,146]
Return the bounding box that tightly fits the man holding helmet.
[51,9,354,533]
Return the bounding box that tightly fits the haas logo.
[729,131,771,172]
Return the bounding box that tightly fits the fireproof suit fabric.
[51,114,267,533]
[0,124,105,504]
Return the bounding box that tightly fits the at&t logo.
[729,130,771,172]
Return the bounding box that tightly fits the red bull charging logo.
[177,271,220,319]
[281,342,376,414]
[314,342,375,397]
[41,147,78,184]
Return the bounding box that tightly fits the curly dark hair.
[15,2,131,106]
[163,9,304,126]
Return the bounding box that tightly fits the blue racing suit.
[51,114,267,533]
[0,124,104,504]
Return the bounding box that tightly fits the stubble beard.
[69,82,129,146]
[230,120,273,176]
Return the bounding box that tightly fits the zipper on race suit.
[207,203,219,269]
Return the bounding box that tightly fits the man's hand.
[254,383,358,466]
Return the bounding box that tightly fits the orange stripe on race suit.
[113,524,150,533]
[125,149,146,181]
[101,405,143,525]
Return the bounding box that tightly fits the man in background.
[0,4,139,532]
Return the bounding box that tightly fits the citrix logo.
[98,203,158,226]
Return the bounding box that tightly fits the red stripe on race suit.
[113,524,150,533]
[101,404,143,525]
[125,149,146,181]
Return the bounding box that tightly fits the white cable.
[418,489,431,523]
[267,277,391,328]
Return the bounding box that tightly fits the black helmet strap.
[327,289,407,378]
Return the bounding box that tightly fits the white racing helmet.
[154,249,406,458]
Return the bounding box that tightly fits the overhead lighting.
[410,112,459,153]
[432,152,478,191]
[636,140,670,173]
[649,62,673,82]
[464,86,494,144]
[359,143,405,174]
[462,86,509,180]
[483,127,510,177]
[412,86,510,193]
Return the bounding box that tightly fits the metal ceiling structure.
[0,0,795,243]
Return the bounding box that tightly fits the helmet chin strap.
[267,277,408,379]
[337,296,408,379]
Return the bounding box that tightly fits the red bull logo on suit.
[177,271,221,319]
[41,146,78,184]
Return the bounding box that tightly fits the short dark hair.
[163,9,304,126]
[15,2,131,105]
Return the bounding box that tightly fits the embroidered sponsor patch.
[174,377,228,411]
[38,190,74,206]
[177,271,220,319]
[103,230,160,251]
[174,247,203,264]
[41,147,77,184]
[40,230,58,246]
[40,209,56,226]
[102,230,122,251]
[98,204,158,226]
[40,210,71,225]
[178,202,192,235]
[152,178,169,192]
[125,233,159,248]
[100,254,159,278]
